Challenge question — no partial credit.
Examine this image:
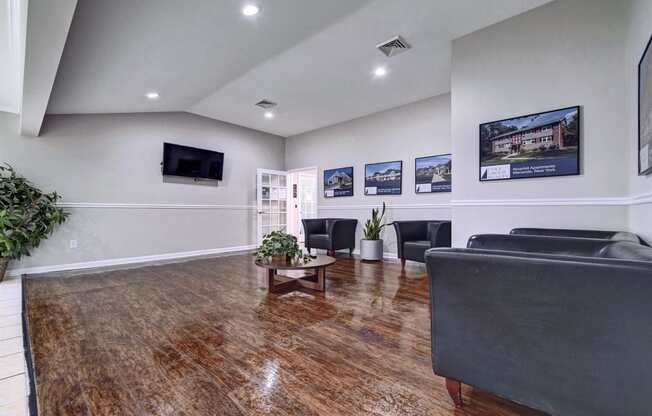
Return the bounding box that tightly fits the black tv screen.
[163,143,224,180]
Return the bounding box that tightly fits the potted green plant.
[254,230,310,263]
[0,165,69,281]
[360,202,386,261]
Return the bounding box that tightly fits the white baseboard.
[7,244,257,277]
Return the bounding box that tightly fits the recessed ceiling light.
[242,4,259,16]
[264,111,274,119]
[374,67,387,78]
[145,91,159,100]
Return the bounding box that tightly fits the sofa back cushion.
[599,242,652,262]
[467,234,619,258]
[510,228,642,244]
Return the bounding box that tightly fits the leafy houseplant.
[360,202,387,261]
[0,165,69,281]
[254,231,310,263]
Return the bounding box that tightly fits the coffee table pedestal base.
[267,267,326,293]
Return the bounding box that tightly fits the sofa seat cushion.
[403,240,432,262]
[308,233,330,248]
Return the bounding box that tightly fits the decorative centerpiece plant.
[0,165,69,281]
[360,202,387,261]
[254,230,310,263]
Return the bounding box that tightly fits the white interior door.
[286,167,318,243]
[257,169,288,245]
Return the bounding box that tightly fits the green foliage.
[254,230,309,262]
[0,165,69,260]
[363,202,386,240]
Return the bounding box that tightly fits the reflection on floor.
[25,254,543,416]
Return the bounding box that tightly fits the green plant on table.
[0,165,69,276]
[363,202,387,240]
[254,230,310,263]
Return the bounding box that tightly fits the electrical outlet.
[69,240,78,249]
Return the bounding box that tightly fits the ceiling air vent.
[255,99,277,109]
[376,35,411,57]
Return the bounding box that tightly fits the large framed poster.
[324,167,353,197]
[415,154,451,193]
[364,161,402,195]
[479,106,580,182]
[639,34,652,175]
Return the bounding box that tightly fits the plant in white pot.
[360,202,387,261]
[0,165,68,281]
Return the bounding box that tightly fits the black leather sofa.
[302,218,358,256]
[393,221,451,266]
[510,227,647,245]
[425,234,652,416]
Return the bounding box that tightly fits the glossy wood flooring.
[25,254,544,416]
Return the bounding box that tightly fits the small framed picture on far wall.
[364,161,402,195]
[415,154,452,193]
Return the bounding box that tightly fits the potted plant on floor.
[0,165,69,281]
[360,202,386,261]
[254,230,310,264]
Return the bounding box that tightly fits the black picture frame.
[364,160,402,196]
[415,154,452,193]
[639,33,652,176]
[479,106,581,182]
[323,166,354,198]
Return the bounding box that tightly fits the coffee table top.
[255,254,336,270]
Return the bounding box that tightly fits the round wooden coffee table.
[255,255,336,293]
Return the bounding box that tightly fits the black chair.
[425,234,652,415]
[393,220,451,266]
[302,218,357,256]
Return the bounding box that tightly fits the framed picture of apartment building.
[415,154,452,193]
[479,106,580,182]
[324,167,354,197]
[639,34,652,175]
[364,161,402,195]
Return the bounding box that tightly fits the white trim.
[7,244,257,277]
[58,202,256,210]
[451,197,631,207]
[351,249,398,261]
[629,191,652,206]
[319,203,452,211]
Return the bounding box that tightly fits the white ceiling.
[45,0,553,137]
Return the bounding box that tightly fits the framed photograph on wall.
[639,34,652,175]
[479,106,580,182]
[415,154,452,193]
[364,161,402,195]
[323,167,353,197]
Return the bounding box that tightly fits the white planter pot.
[360,239,383,261]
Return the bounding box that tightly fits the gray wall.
[0,111,285,272]
[450,0,630,246]
[285,94,452,256]
[626,0,652,243]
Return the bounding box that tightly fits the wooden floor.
[25,254,543,416]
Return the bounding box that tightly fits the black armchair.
[302,218,358,256]
[393,220,451,266]
[425,235,652,415]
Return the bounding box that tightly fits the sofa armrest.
[302,219,326,238]
[329,219,358,250]
[428,221,451,248]
[425,248,652,416]
[393,221,428,258]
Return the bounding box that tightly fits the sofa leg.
[401,258,406,268]
[445,378,463,407]
[349,248,353,257]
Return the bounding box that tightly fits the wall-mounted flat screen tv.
[163,142,224,180]
[479,106,580,181]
